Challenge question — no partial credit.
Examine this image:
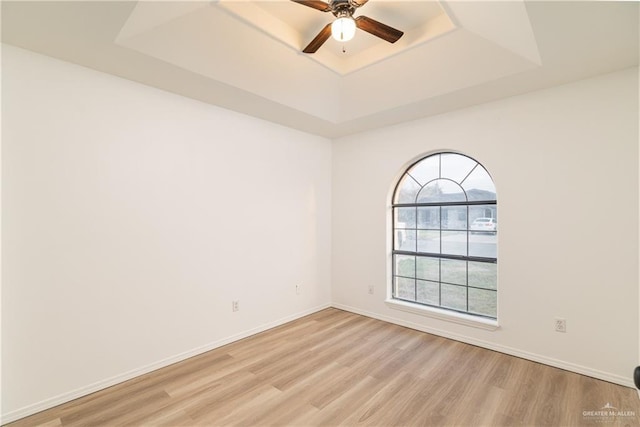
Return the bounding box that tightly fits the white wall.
[332,68,639,387]
[1,45,332,421]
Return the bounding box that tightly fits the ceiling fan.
[292,0,404,53]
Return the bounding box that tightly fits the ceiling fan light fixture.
[294,0,402,53]
[331,16,356,42]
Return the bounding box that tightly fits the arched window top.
[417,179,466,203]
[394,153,496,204]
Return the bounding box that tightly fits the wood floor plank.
[301,375,384,426]
[8,308,640,427]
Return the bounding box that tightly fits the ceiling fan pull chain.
[342,45,346,53]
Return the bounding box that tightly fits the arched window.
[392,152,497,319]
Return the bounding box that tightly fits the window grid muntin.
[392,152,497,320]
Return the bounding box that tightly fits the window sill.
[385,299,499,331]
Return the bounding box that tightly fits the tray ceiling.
[2,1,638,137]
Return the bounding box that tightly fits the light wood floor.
[8,308,640,426]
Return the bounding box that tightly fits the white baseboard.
[1,303,331,425]
[331,303,635,390]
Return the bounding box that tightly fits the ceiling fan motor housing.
[330,0,357,17]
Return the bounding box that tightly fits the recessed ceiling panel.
[338,28,540,121]
[442,1,541,65]
[116,2,342,122]
[2,1,637,137]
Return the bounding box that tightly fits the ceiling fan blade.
[355,15,403,43]
[291,0,332,12]
[351,0,369,7]
[303,22,333,53]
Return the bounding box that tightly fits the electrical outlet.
[368,285,374,295]
[554,317,566,333]
[232,300,239,312]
